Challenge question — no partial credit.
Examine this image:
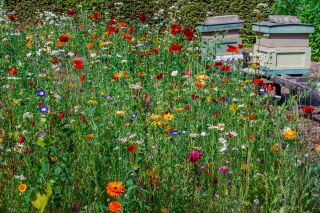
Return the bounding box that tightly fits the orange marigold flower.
[18,184,27,193]
[106,181,125,197]
[195,81,205,88]
[108,201,122,212]
[86,133,95,140]
[272,144,279,153]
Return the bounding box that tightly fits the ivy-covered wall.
[4,0,275,45]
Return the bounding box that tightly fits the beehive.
[198,15,244,60]
[252,15,315,76]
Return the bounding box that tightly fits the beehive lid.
[252,15,314,34]
[198,15,244,32]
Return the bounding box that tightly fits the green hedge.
[4,0,275,45]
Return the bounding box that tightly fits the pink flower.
[219,166,229,174]
[185,70,192,76]
[189,151,203,163]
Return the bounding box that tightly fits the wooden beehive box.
[252,15,315,76]
[198,15,244,59]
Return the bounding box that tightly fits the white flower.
[189,133,199,138]
[171,70,178,76]
[200,132,208,136]
[218,138,227,144]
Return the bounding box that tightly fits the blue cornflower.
[131,112,138,121]
[104,95,113,99]
[258,88,267,93]
[37,90,46,97]
[225,97,230,102]
[39,105,48,113]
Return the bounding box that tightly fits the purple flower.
[219,166,229,174]
[39,105,48,113]
[189,151,203,163]
[170,130,181,136]
[258,88,267,93]
[37,90,46,97]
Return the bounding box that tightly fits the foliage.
[272,0,320,61]
[4,0,275,46]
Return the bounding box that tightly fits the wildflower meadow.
[0,7,320,213]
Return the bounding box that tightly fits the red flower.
[238,44,244,49]
[30,120,36,126]
[7,67,17,75]
[80,74,86,82]
[23,149,30,155]
[51,58,59,64]
[151,49,159,54]
[263,84,274,91]
[7,15,16,22]
[156,73,163,79]
[220,97,226,102]
[57,112,65,119]
[205,64,211,70]
[17,137,26,143]
[221,65,231,72]
[92,12,101,21]
[254,78,264,86]
[184,105,191,110]
[112,75,118,81]
[128,145,137,153]
[59,34,69,42]
[170,24,183,35]
[128,27,135,33]
[138,13,147,22]
[226,44,239,53]
[169,43,182,52]
[248,135,256,139]
[73,59,83,70]
[191,94,199,100]
[67,9,76,16]
[106,26,118,34]
[302,106,314,114]
[123,35,133,42]
[214,61,223,67]
[213,111,220,116]
[183,28,194,40]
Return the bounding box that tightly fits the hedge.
[4,0,275,45]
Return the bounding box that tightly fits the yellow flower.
[26,34,33,39]
[230,103,238,112]
[116,111,126,116]
[315,145,320,152]
[175,107,184,112]
[196,75,208,81]
[163,113,174,121]
[282,128,297,140]
[150,114,160,120]
[18,184,27,193]
[152,120,163,126]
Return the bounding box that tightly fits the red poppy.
[220,97,226,102]
[214,61,223,67]
[7,67,17,75]
[169,43,182,52]
[57,112,65,119]
[17,137,26,143]
[59,34,69,42]
[170,24,183,35]
[138,13,147,22]
[123,35,133,42]
[67,9,76,16]
[128,27,135,33]
[183,28,194,40]
[287,115,292,119]
[151,49,159,54]
[254,78,264,86]
[184,105,191,110]
[23,149,30,155]
[92,12,101,21]
[106,26,118,34]
[302,106,314,114]
[73,59,83,70]
[238,44,244,49]
[80,74,86,82]
[156,73,163,79]
[226,44,239,53]
[112,75,118,81]
[263,84,274,91]
[221,65,231,72]
[141,52,149,58]
[7,15,16,22]
[213,111,220,116]
[128,145,137,153]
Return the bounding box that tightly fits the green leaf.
[31,183,52,213]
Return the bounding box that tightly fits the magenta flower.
[189,151,203,163]
[219,166,229,174]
